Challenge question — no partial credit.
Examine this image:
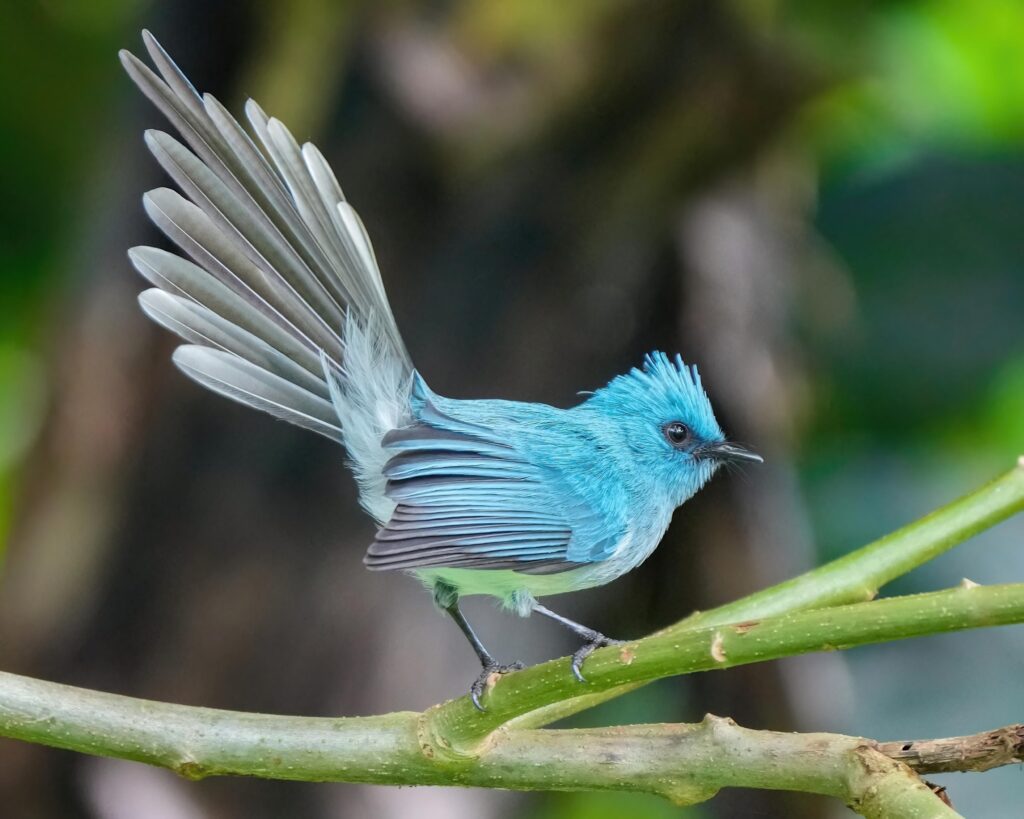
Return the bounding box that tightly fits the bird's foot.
[470,660,524,711]
[571,632,625,683]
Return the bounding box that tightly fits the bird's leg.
[443,604,524,710]
[435,582,522,711]
[532,603,625,683]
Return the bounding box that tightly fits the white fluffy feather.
[323,318,412,524]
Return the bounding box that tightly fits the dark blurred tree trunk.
[0,1,833,817]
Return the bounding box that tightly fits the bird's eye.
[663,421,692,448]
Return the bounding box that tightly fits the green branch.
[426,583,1024,753]
[0,581,1021,815]
[0,674,972,816]
[508,459,1024,729]
[681,458,1024,628]
[0,461,1021,816]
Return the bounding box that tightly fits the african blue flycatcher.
[121,32,762,709]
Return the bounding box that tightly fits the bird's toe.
[571,634,625,683]
[469,661,524,711]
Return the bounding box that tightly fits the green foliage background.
[1,1,1023,817]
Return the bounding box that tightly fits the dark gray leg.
[443,599,494,666]
[533,603,625,682]
[435,581,522,710]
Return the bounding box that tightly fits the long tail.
[121,31,412,522]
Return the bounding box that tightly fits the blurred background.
[1,1,1023,817]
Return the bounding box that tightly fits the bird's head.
[583,352,761,506]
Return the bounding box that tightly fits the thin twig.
[877,724,1024,774]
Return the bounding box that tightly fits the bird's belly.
[413,524,667,612]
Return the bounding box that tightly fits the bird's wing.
[122,31,411,443]
[364,387,624,573]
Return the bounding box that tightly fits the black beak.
[700,441,763,464]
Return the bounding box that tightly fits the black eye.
[663,421,692,448]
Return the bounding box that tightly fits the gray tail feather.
[121,30,412,444]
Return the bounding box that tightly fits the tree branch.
[1,461,1022,816]
[680,457,1024,628]
[509,460,1024,729]
[879,724,1024,774]
[428,583,1024,753]
[0,672,981,817]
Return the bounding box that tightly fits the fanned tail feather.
[123,30,412,521]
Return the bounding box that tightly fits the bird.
[120,31,762,710]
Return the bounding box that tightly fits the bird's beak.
[700,441,763,464]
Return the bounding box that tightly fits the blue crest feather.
[586,351,723,443]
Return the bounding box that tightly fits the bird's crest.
[589,352,723,441]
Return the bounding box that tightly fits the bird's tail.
[121,31,411,522]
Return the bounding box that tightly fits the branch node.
[701,713,738,735]
[174,758,208,781]
[663,781,722,807]
[846,747,958,817]
[417,704,492,764]
[710,632,727,663]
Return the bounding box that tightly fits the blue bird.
[121,33,762,709]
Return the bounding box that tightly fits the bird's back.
[365,380,639,586]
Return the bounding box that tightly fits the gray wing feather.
[173,346,343,442]
[121,31,411,448]
[139,290,328,397]
[141,187,345,360]
[143,130,348,341]
[129,247,324,377]
[364,390,626,572]
[366,420,582,573]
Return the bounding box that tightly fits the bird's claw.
[469,660,524,711]
[571,633,625,683]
